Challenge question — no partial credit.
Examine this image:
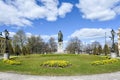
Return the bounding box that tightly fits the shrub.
[41,60,71,68]
[3,59,21,65]
[91,58,119,66]
[105,56,111,59]
[102,56,111,59]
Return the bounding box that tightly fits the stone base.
[57,42,64,53]
[57,48,64,53]
[75,51,78,55]
[4,53,9,60]
[111,52,117,58]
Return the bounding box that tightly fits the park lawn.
[0,54,120,76]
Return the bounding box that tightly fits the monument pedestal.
[57,42,64,53]
[4,53,9,60]
[111,52,117,58]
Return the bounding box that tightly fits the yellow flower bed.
[3,59,21,65]
[41,60,72,68]
[91,58,119,66]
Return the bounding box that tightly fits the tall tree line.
[10,30,57,55]
[66,39,119,56]
[8,30,119,56]
[66,37,82,54]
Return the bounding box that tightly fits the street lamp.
[4,29,10,59]
[110,29,117,58]
[111,29,115,52]
[0,32,2,36]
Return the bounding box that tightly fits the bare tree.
[43,43,50,54]
[27,35,45,54]
[66,37,82,54]
[48,37,57,53]
[91,41,100,49]
[85,44,93,54]
[13,30,26,48]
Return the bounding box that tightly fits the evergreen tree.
[97,45,103,55]
[93,46,98,55]
[15,45,21,56]
[103,44,110,56]
[22,46,27,55]
[25,46,31,54]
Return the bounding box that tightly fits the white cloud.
[114,6,120,14]
[70,28,112,39]
[26,32,33,38]
[59,3,73,17]
[9,32,16,38]
[76,0,120,21]
[41,34,57,41]
[0,0,73,26]
[5,32,32,38]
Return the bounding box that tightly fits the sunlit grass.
[0,54,120,75]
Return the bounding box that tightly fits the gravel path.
[0,72,120,80]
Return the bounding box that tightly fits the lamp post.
[110,29,117,58]
[111,29,115,52]
[0,32,2,36]
[4,29,10,59]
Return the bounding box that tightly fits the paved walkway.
[0,72,120,80]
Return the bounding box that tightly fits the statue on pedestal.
[57,30,64,53]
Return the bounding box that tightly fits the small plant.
[3,59,21,65]
[100,56,111,59]
[41,60,72,68]
[91,58,119,66]
[105,56,111,59]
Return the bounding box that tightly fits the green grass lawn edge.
[0,54,120,76]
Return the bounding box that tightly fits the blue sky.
[0,0,120,46]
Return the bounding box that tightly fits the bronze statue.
[58,30,63,42]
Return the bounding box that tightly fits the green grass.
[0,54,120,76]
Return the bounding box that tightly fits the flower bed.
[3,59,21,65]
[91,58,119,66]
[41,60,72,68]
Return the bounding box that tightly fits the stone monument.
[57,30,64,53]
[110,29,117,58]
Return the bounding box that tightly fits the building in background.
[0,37,5,54]
[118,28,120,56]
